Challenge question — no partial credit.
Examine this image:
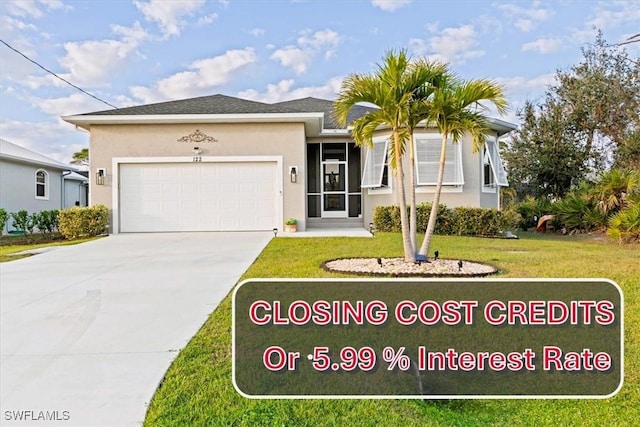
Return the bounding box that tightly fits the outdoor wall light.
[96,168,106,185]
[193,146,202,155]
[289,166,298,183]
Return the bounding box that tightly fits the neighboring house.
[0,139,88,232]
[61,95,514,234]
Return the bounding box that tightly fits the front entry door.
[322,160,347,218]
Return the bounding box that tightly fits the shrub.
[58,205,109,239]
[372,205,402,232]
[556,191,606,233]
[34,209,59,239]
[373,204,516,237]
[0,208,8,234]
[514,196,554,230]
[607,203,640,243]
[453,207,504,236]
[10,210,37,239]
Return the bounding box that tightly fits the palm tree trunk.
[393,132,415,262]
[408,134,417,253]
[418,133,448,257]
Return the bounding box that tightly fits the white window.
[35,169,49,200]
[415,136,464,186]
[484,137,509,188]
[361,138,389,189]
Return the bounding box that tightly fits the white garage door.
[119,162,278,232]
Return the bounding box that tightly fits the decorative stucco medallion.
[177,130,218,143]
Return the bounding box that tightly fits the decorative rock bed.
[322,257,498,277]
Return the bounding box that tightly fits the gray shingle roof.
[85,94,291,116]
[271,97,376,129]
[82,94,376,129]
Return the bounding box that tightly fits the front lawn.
[0,234,100,262]
[145,233,639,426]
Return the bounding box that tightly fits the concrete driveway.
[0,232,272,427]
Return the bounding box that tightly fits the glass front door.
[322,161,347,217]
[307,142,361,219]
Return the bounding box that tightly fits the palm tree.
[405,62,448,250]
[334,50,445,262]
[418,74,508,258]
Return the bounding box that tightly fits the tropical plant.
[0,208,8,234]
[417,74,507,257]
[590,168,640,217]
[334,50,447,262]
[70,148,89,167]
[607,202,640,243]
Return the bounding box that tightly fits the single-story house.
[61,95,514,234]
[0,139,88,232]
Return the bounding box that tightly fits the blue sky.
[1,0,638,164]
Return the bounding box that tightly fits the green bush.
[11,210,37,239]
[0,208,8,233]
[556,190,606,233]
[373,203,517,237]
[372,205,402,232]
[607,203,640,243]
[514,196,554,230]
[35,209,59,239]
[58,205,109,239]
[452,207,504,236]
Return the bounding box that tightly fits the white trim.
[485,137,508,187]
[361,138,389,189]
[64,112,323,125]
[111,156,283,234]
[416,185,464,194]
[35,169,49,200]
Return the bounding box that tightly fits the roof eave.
[61,112,328,135]
[0,153,78,171]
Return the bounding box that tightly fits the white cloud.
[410,24,485,65]
[497,3,554,32]
[496,73,556,99]
[1,15,38,32]
[134,0,205,38]
[270,46,314,75]
[57,22,149,87]
[271,29,342,74]
[248,28,265,37]
[197,13,218,26]
[586,1,640,30]
[521,38,563,54]
[371,0,412,12]
[27,92,110,116]
[4,0,66,18]
[131,48,257,103]
[239,77,344,104]
[0,118,89,164]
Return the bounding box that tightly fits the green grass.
[0,235,100,262]
[144,233,640,426]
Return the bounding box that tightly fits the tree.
[70,148,89,167]
[553,31,640,170]
[334,50,447,262]
[502,99,587,200]
[418,74,507,257]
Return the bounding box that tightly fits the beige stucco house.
[62,95,514,234]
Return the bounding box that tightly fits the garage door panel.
[120,162,277,232]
